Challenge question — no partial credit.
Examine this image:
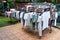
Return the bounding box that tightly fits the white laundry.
[20,12,25,24]
[10,9,16,12]
[54,12,58,26]
[28,12,33,19]
[26,5,33,12]
[16,11,20,19]
[37,16,42,36]
[28,12,34,27]
[24,13,31,26]
[32,12,37,22]
[42,11,50,30]
[20,12,25,18]
[31,12,38,30]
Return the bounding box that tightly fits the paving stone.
[0,23,60,40]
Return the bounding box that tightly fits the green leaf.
[51,0,55,3]
[7,0,15,2]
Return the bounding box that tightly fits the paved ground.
[0,23,60,40]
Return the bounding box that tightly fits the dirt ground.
[0,23,60,40]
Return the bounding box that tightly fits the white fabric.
[54,12,58,26]
[55,12,58,19]
[24,13,31,26]
[16,11,20,19]
[29,12,39,29]
[28,12,33,19]
[54,19,56,26]
[20,12,24,18]
[32,12,37,22]
[7,11,12,14]
[37,16,42,36]
[21,19,23,24]
[20,12,25,24]
[42,11,50,30]
[28,12,34,27]
[10,9,16,12]
[26,5,32,12]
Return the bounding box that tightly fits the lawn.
[0,16,60,29]
[0,16,18,27]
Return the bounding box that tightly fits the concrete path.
[0,23,60,40]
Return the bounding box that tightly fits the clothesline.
[4,2,58,38]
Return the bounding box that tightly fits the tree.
[7,0,15,9]
[15,0,30,2]
[36,0,41,2]
[51,0,56,3]
[7,0,15,2]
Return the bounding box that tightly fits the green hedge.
[0,2,3,8]
[7,0,15,8]
[36,0,41,2]
[7,0,15,2]
[15,0,30,2]
[15,0,41,2]
[51,0,56,3]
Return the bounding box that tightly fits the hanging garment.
[24,13,31,26]
[50,11,57,26]
[16,11,20,19]
[37,16,42,36]
[4,11,7,16]
[28,12,34,29]
[31,12,38,22]
[20,12,25,24]
[12,12,16,18]
[54,12,58,26]
[29,12,33,19]
[31,12,38,30]
[35,13,41,30]
[26,5,32,12]
[7,11,12,17]
[42,11,50,30]
[20,12,25,19]
[10,9,16,12]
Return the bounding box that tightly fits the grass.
[0,16,18,27]
[0,16,60,29]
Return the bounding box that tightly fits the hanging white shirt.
[54,12,58,26]
[28,12,33,19]
[42,11,50,30]
[55,12,58,19]
[10,9,16,12]
[28,12,34,27]
[20,12,25,19]
[20,12,25,24]
[37,16,42,36]
[26,5,32,12]
[16,11,20,19]
[24,13,31,26]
